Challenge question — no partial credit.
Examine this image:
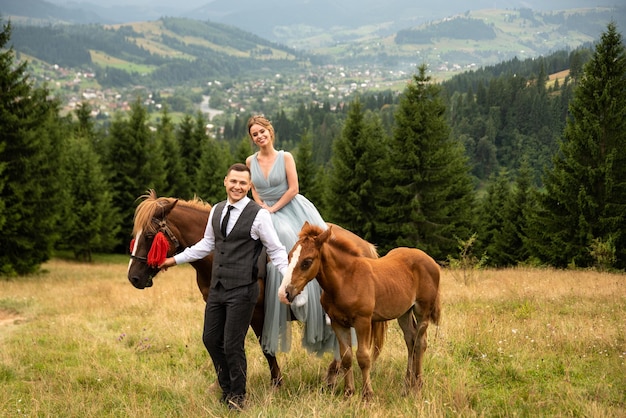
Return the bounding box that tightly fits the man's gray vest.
[211,200,263,290]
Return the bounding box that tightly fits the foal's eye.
[300,259,312,270]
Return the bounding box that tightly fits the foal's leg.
[412,305,430,390]
[397,310,419,392]
[325,358,341,388]
[353,317,374,400]
[332,324,355,397]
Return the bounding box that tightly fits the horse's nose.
[129,276,144,289]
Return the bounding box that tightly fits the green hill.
[8,17,310,88]
[5,6,625,88]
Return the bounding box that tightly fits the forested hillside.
[9,17,308,88]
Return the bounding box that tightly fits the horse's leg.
[353,317,374,401]
[325,358,341,389]
[397,310,418,392]
[325,327,351,388]
[331,324,355,398]
[412,305,430,390]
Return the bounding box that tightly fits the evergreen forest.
[1,19,626,276]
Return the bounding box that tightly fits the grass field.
[1,258,624,417]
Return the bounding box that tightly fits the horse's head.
[281,221,332,303]
[128,190,180,289]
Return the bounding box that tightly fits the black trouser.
[203,281,259,400]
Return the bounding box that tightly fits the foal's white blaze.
[278,244,301,303]
[127,230,142,272]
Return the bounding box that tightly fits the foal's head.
[282,221,348,303]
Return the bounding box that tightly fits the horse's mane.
[132,189,212,236]
[299,223,363,257]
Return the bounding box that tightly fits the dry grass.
[1,258,625,417]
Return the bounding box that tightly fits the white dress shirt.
[174,196,289,275]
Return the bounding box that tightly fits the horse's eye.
[300,259,312,270]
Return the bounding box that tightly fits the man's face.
[224,169,252,203]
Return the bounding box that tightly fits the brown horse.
[282,221,441,400]
[126,190,386,387]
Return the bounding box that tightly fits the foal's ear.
[316,225,333,247]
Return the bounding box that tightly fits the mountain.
[0,0,109,24]
[5,6,625,84]
[2,0,621,43]
[185,0,621,42]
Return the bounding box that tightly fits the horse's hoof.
[271,377,283,387]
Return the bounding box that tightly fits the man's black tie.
[221,205,234,237]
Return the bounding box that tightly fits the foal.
[281,222,441,400]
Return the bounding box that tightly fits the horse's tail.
[430,264,442,326]
[430,290,441,326]
[370,320,388,362]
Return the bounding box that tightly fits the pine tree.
[234,136,252,165]
[475,169,511,267]
[104,98,153,252]
[195,136,231,203]
[0,21,65,275]
[176,114,197,187]
[295,130,316,200]
[494,158,535,266]
[156,106,190,199]
[382,64,475,260]
[533,22,626,269]
[58,134,120,261]
[327,100,388,244]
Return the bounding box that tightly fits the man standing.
[159,163,289,410]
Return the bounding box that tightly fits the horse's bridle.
[130,216,182,265]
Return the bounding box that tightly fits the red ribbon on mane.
[147,231,170,267]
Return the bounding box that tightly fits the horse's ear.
[162,199,178,217]
[316,224,333,247]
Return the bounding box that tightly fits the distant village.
[30,58,475,123]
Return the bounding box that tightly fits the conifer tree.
[176,114,197,187]
[234,136,252,165]
[533,22,626,269]
[494,158,535,266]
[104,98,153,252]
[327,100,388,244]
[475,169,511,267]
[156,106,190,199]
[58,134,120,261]
[195,135,231,203]
[382,64,475,260]
[0,21,65,275]
[295,130,316,200]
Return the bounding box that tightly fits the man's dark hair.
[227,163,250,175]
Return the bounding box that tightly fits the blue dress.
[250,150,337,356]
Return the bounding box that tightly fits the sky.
[47,0,211,6]
[44,0,619,9]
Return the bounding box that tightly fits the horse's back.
[383,247,440,317]
[382,247,438,273]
